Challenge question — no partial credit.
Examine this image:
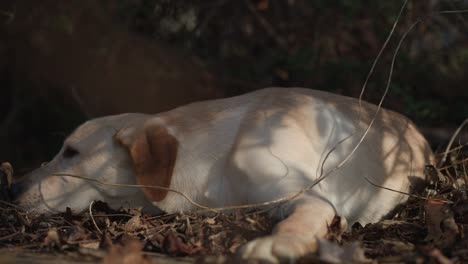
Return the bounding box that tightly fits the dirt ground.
[0,145,467,264]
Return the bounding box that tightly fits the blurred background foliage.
[112,0,468,124]
[0,0,467,172]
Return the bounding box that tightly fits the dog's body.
[13,88,433,263]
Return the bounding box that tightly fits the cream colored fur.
[15,88,433,263]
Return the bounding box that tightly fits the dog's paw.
[237,234,315,264]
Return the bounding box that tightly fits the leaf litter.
[0,145,467,263]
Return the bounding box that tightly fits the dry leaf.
[424,199,459,248]
[125,215,142,232]
[204,217,216,225]
[80,241,100,250]
[102,239,151,264]
[44,229,61,247]
[164,232,203,256]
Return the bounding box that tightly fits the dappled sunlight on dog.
[12,88,433,263]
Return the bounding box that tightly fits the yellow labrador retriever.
[12,88,433,263]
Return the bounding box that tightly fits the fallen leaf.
[164,232,203,256]
[125,215,142,232]
[424,199,459,248]
[204,217,216,225]
[44,229,61,247]
[102,239,151,264]
[80,241,100,250]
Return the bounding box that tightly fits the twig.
[355,6,468,169]
[318,0,408,181]
[436,9,468,15]
[435,144,468,157]
[438,157,468,171]
[363,177,452,204]
[89,201,103,235]
[52,173,215,211]
[438,118,468,167]
[463,156,468,187]
[145,212,180,221]
[50,173,303,212]
[353,6,468,197]
[92,213,133,218]
[358,0,407,103]
[0,200,26,211]
[318,1,415,188]
[0,231,21,241]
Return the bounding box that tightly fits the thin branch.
[50,173,303,212]
[318,1,416,190]
[89,201,103,235]
[358,0,407,103]
[363,177,452,204]
[318,0,408,186]
[438,118,468,167]
[0,200,26,211]
[436,9,468,14]
[0,231,21,241]
[435,143,468,157]
[438,157,468,171]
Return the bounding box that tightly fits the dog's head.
[11,113,182,214]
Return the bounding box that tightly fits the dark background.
[1,0,467,174]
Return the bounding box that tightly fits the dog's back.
[158,88,432,222]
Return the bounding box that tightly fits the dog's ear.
[114,122,178,202]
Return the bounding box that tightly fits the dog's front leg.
[238,195,342,263]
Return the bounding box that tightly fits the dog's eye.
[62,146,79,158]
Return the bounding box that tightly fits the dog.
[12,88,433,263]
